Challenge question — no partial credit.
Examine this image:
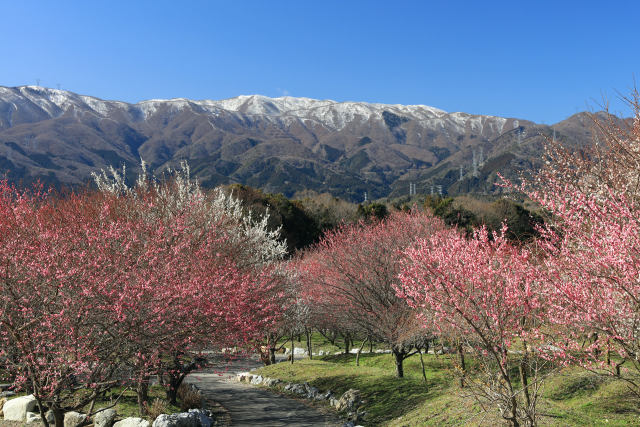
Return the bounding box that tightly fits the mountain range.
[0,85,603,201]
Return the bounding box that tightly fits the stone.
[26,412,41,424]
[151,411,199,427]
[3,394,37,421]
[286,383,306,395]
[304,384,319,399]
[335,389,363,412]
[113,417,150,427]
[45,410,55,425]
[329,397,339,408]
[250,375,263,385]
[262,377,281,387]
[188,409,214,427]
[94,408,117,427]
[64,411,87,427]
[236,372,252,383]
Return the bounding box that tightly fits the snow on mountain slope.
[0,85,507,135]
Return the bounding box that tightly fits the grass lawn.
[254,352,640,426]
[90,385,182,420]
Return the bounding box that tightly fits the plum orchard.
[297,211,444,378]
[518,92,640,397]
[398,225,548,426]
[0,164,286,427]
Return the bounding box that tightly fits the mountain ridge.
[0,85,602,201]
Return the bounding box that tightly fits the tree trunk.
[306,329,313,360]
[419,342,429,386]
[290,333,295,364]
[34,396,49,427]
[344,333,351,355]
[519,353,531,412]
[356,337,368,367]
[269,347,276,365]
[137,378,149,416]
[52,407,64,427]
[508,395,520,427]
[457,343,466,388]
[393,348,405,378]
[369,338,373,353]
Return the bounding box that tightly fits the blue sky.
[1,1,638,123]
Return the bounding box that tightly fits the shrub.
[177,384,201,411]
[146,398,169,421]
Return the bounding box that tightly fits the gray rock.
[152,412,199,427]
[94,408,117,427]
[188,409,213,427]
[329,397,339,408]
[64,411,87,427]
[335,389,363,412]
[3,394,37,421]
[262,377,281,387]
[113,417,150,427]
[291,383,307,395]
[250,375,263,385]
[26,411,41,424]
[235,372,253,383]
[304,384,319,399]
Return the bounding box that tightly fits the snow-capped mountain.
[0,85,599,200]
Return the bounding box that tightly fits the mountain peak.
[0,85,595,201]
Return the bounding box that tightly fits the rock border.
[236,373,365,427]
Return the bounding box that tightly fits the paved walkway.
[186,355,340,427]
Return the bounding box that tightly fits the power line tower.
[472,150,479,178]
[436,185,443,196]
[36,78,40,87]
[459,165,464,181]
[364,191,368,203]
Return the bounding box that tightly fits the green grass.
[254,353,640,426]
[89,386,182,420]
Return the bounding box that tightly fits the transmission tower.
[472,150,479,178]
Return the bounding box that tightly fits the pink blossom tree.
[297,210,443,377]
[397,225,548,426]
[511,95,640,397]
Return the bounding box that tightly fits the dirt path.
[185,355,341,427]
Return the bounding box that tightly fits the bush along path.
[185,355,341,427]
